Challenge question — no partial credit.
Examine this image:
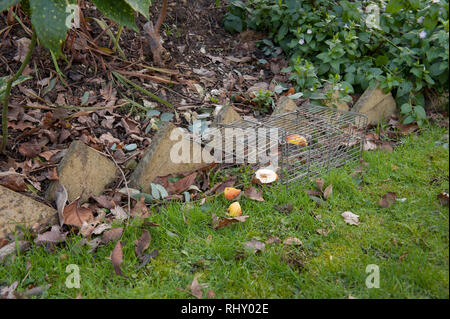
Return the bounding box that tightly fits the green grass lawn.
[1,125,448,299]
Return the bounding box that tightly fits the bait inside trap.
[198,103,368,185]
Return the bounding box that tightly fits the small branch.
[105,147,131,216]
[155,0,169,34]
[1,30,37,153]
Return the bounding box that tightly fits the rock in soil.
[351,84,397,126]
[0,185,57,238]
[46,140,118,204]
[129,122,214,193]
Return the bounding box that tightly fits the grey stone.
[351,85,397,125]
[46,141,119,204]
[0,185,57,237]
[129,122,215,193]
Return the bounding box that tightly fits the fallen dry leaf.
[0,238,9,249]
[315,178,324,192]
[111,205,128,221]
[111,240,124,276]
[283,237,302,246]
[243,239,265,253]
[101,227,123,244]
[92,223,111,235]
[130,195,151,218]
[274,203,294,213]
[35,225,67,247]
[0,170,27,191]
[323,184,333,200]
[316,229,330,236]
[92,195,115,209]
[18,141,42,158]
[378,192,397,208]
[188,275,204,299]
[206,290,216,298]
[304,189,323,197]
[265,236,281,244]
[63,199,94,227]
[135,230,151,258]
[212,213,249,229]
[244,186,264,202]
[136,249,159,269]
[341,211,360,226]
[80,221,99,238]
[227,202,242,217]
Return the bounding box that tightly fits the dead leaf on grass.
[212,213,249,229]
[273,203,293,213]
[18,141,42,158]
[244,186,264,201]
[188,275,204,299]
[283,237,302,246]
[130,196,151,218]
[243,239,265,253]
[341,211,360,226]
[135,230,151,258]
[265,236,281,244]
[315,178,324,192]
[101,227,123,244]
[378,192,397,208]
[63,198,94,227]
[136,249,159,269]
[323,184,333,200]
[111,205,128,221]
[35,225,67,247]
[316,229,330,236]
[111,240,124,276]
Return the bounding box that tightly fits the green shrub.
[224,0,449,125]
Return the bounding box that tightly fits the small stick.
[105,147,131,215]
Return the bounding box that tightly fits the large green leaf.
[91,0,138,31]
[29,0,75,56]
[0,0,19,12]
[124,0,151,18]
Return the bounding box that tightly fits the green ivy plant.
[225,0,449,126]
[0,0,153,151]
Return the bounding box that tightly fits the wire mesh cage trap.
[196,103,367,186]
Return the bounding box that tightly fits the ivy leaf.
[423,15,438,31]
[403,115,415,124]
[223,13,243,33]
[400,103,412,114]
[385,0,404,14]
[124,0,151,18]
[29,0,75,56]
[91,0,138,31]
[0,0,20,12]
[414,105,426,120]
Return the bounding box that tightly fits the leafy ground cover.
[1,124,448,298]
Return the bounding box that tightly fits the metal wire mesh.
[191,103,367,186]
